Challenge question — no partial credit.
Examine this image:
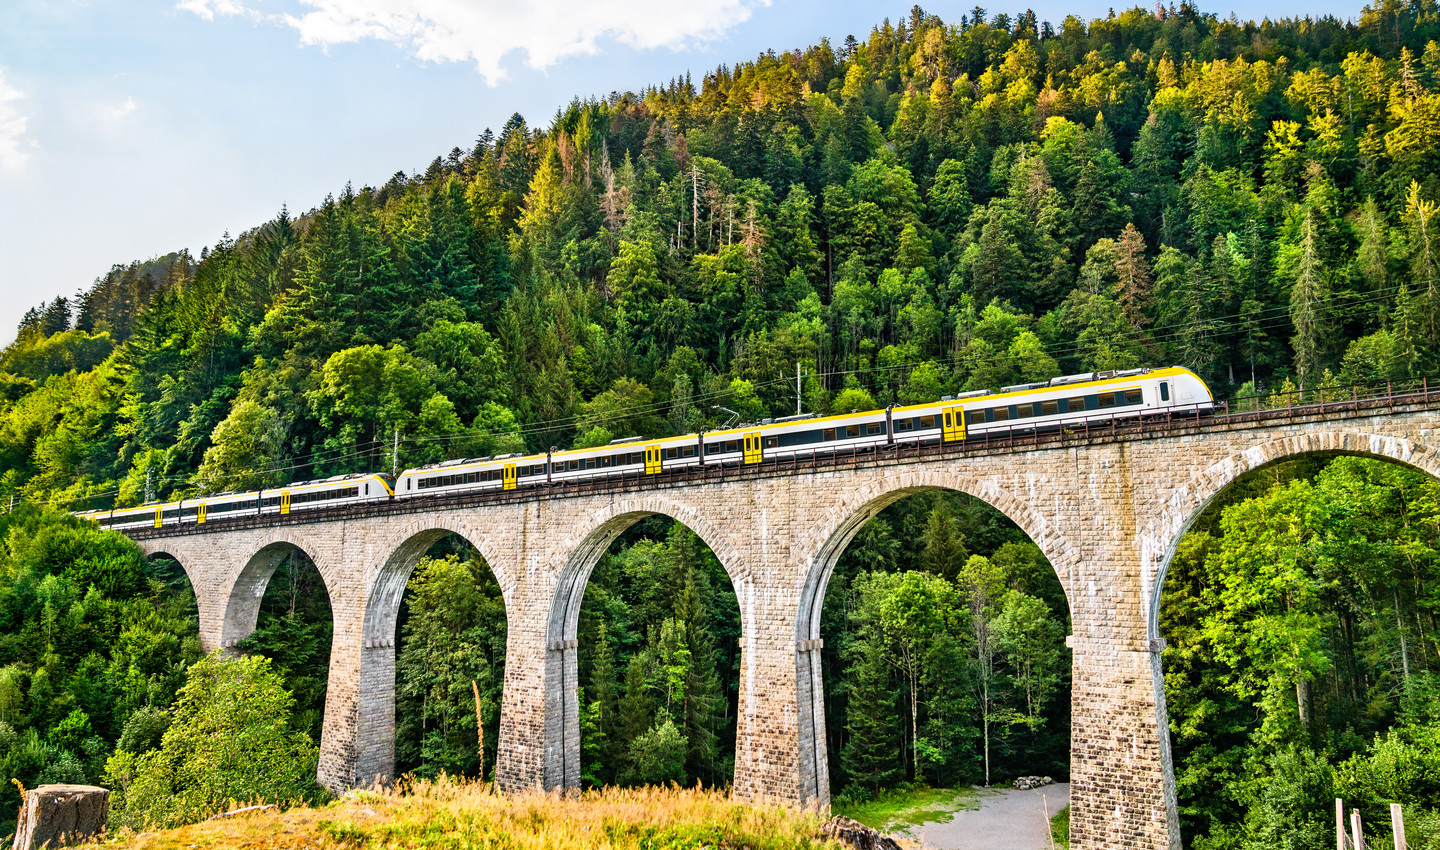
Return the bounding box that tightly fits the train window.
[663,448,676,460]
[990,407,1008,421]
[1065,397,1085,413]
[1125,389,1143,405]
[1099,392,1117,408]
[682,446,695,457]
[967,411,984,425]
[1160,382,1170,401]
[764,436,779,449]
[1041,401,1059,416]
[823,428,836,441]
[725,440,738,452]
[844,425,860,438]
[866,422,883,435]
[583,458,595,469]
[919,415,936,428]
[1016,404,1035,419]
[895,419,913,432]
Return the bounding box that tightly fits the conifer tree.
[840,635,902,792]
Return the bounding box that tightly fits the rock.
[820,815,903,850]
[1043,776,1053,785]
[12,784,109,850]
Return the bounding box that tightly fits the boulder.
[12,784,108,850]
[820,815,903,850]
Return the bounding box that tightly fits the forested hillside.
[3,1,1440,845]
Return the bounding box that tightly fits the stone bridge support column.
[1061,444,1181,850]
[496,503,564,794]
[316,577,367,792]
[729,487,819,808]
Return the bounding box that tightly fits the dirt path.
[910,783,1069,850]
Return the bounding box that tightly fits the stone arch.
[362,515,516,651]
[219,533,335,650]
[135,543,203,599]
[796,469,1079,644]
[541,493,748,791]
[791,468,1080,806]
[351,514,516,788]
[1144,431,1440,642]
[547,494,746,650]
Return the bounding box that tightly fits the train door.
[280,491,291,515]
[197,503,207,524]
[743,432,764,464]
[644,445,662,474]
[153,507,163,528]
[941,406,967,442]
[503,463,517,490]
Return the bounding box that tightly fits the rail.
[124,376,1440,540]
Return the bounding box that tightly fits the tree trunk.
[910,670,919,782]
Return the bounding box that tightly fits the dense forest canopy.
[2,1,1440,846]
[6,0,1440,509]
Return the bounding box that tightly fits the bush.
[105,652,322,829]
[624,719,687,786]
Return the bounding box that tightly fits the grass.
[99,778,840,850]
[832,785,978,833]
[1050,804,1070,848]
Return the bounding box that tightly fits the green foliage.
[578,522,737,789]
[106,653,322,829]
[0,508,200,828]
[394,552,506,779]
[824,491,1069,795]
[1162,457,1440,845]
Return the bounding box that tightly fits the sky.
[0,0,1368,344]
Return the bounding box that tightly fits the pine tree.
[840,635,902,792]
[1289,208,1331,389]
[584,623,622,786]
[1114,223,1154,326]
[921,501,966,580]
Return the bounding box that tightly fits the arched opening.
[225,543,334,743]
[804,486,1073,809]
[550,509,742,791]
[391,532,507,780]
[1155,450,1440,847]
[144,551,200,636]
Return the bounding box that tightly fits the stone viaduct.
[122,394,1440,850]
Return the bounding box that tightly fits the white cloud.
[176,0,257,21]
[104,97,138,120]
[180,0,765,85]
[0,69,31,173]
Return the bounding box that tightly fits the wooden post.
[1353,809,1366,850]
[1392,803,1406,850]
[1338,799,1347,850]
[472,680,484,783]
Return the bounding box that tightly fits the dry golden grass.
[104,778,841,849]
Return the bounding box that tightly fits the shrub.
[105,652,322,829]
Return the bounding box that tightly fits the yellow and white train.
[77,367,1213,530]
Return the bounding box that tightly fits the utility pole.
[692,163,700,253]
[796,362,803,415]
[392,428,400,477]
[145,468,153,504]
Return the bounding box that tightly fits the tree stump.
[11,784,108,850]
